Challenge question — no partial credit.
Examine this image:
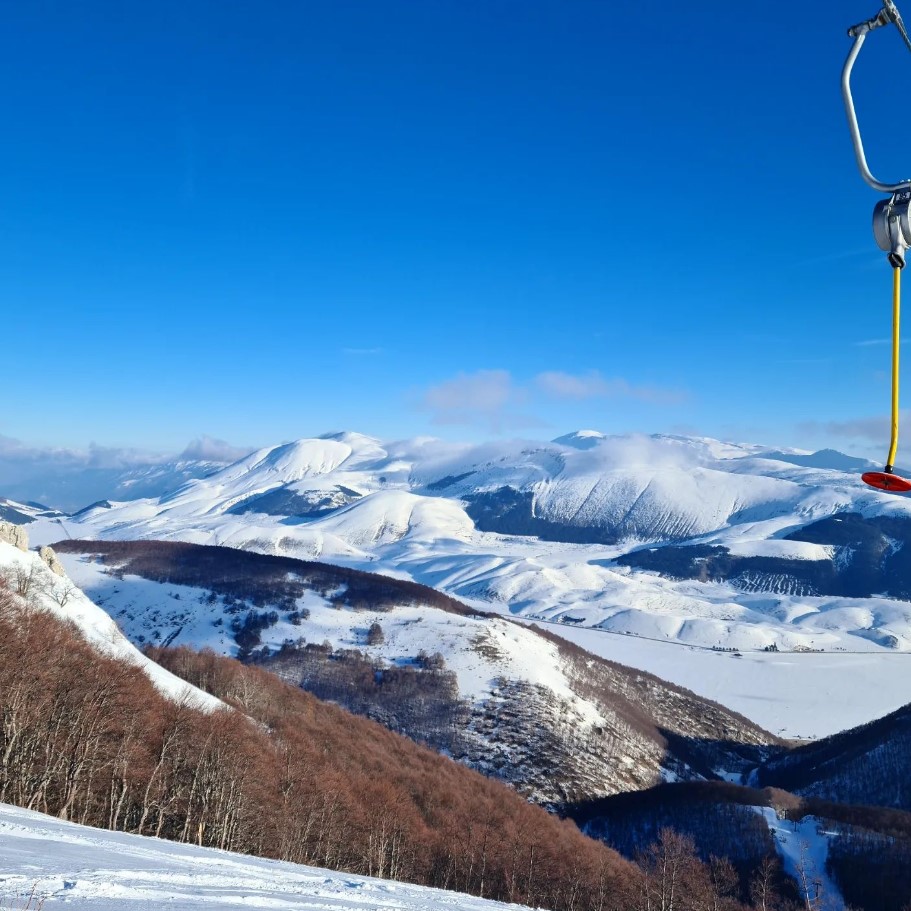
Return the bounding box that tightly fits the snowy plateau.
[17,429,911,739]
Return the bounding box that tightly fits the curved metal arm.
[842,29,908,192]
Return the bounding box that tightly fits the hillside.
[52,539,778,805]
[19,429,911,739]
[0,531,219,710]
[572,781,911,911]
[0,497,63,525]
[758,700,911,810]
[0,571,639,910]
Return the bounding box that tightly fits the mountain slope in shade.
[572,782,911,911]
[0,803,535,911]
[0,497,63,524]
[758,699,911,810]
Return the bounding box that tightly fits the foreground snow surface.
[0,804,530,911]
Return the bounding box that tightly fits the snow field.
[755,807,844,910]
[540,619,911,739]
[0,803,531,910]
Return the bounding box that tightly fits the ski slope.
[0,803,529,911]
[756,807,844,910]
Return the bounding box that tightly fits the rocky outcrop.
[0,522,29,552]
[39,546,66,577]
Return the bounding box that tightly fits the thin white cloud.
[854,338,909,347]
[535,370,611,399]
[797,414,904,443]
[416,368,687,431]
[416,370,542,432]
[535,370,687,405]
[0,432,257,512]
[179,435,255,462]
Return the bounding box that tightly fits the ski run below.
[0,803,531,911]
[755,807,844,910]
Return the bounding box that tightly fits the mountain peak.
[552,429,607,450]
[318,430,382,446]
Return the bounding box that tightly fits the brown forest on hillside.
[3,570,868,910]
[0,578,642,910]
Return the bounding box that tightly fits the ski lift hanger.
[844,0,911,194]
[843,0,911,492]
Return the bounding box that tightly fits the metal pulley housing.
[874,186,911,267]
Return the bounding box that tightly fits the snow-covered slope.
[22,429,911,736]
[53,539,776,803]
[756,807,844,909]
[0,803,528,911]
[0,496,64,524]
[28,431,911,651]
[0,540,220,711]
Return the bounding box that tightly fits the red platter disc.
[861,471,911,492]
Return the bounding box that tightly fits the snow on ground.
[60,551,604,723]
[756,807,844,910]
[538,619,911,739]
[0,803,529,911]
[0,542,221,712]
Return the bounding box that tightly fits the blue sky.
[1,0,909,457]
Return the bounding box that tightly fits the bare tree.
[749,854,784,911]
[636,828,713,911]
[49,581,78,609]
[0,563,46,602]
[708,854,739,911]
[794,840,823,910]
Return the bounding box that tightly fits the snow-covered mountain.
[0,451,238,515]
[0,496,64,525]
[20,428,911,734]
[27,430,909,647]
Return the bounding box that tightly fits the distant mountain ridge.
[25,429,911,661]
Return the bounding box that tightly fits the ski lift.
[843,1,911,491]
